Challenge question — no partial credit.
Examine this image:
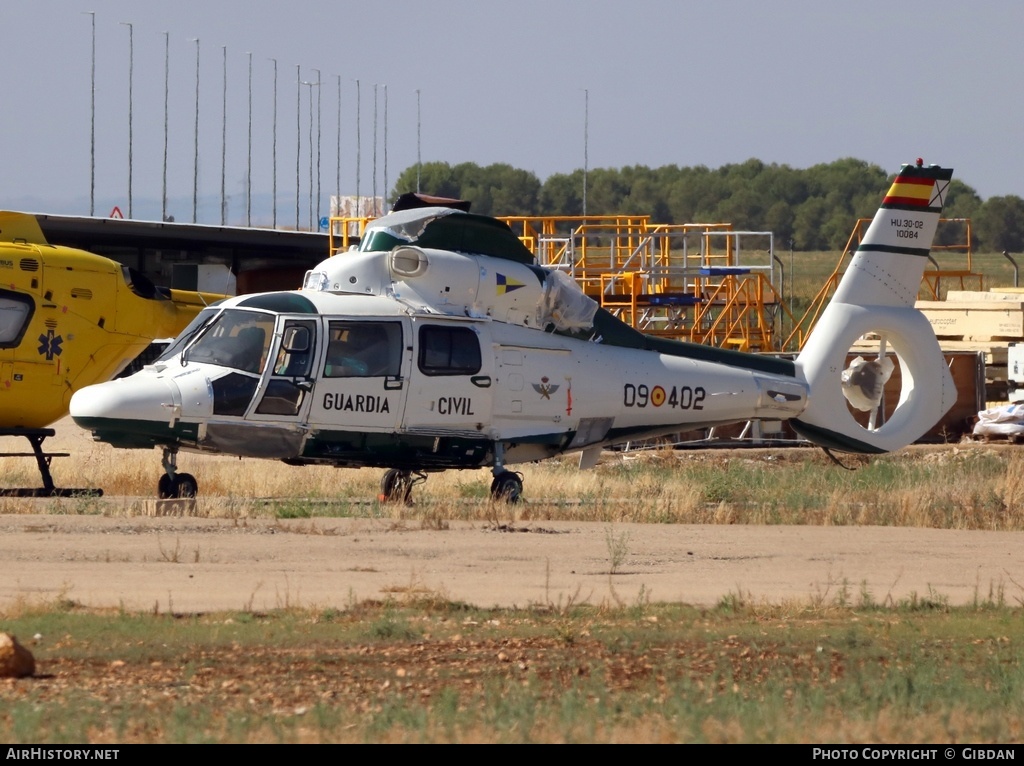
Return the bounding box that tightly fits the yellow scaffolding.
[782,217,976,352]
[499,215,793,352]
[922,217,979,299]
[328,212,796,352]
[328,216,374,255]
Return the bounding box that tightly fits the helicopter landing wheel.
[158,472,199,499]
[158,474,174,499]
[379,469,416,504]
[490,471,523,503]
[175,473,198,498]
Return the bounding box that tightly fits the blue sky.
[2,0,1021,225]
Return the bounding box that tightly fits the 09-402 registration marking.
[623,383,705,410]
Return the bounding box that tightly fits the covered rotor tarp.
[973,404,1024,437]
[360,207,535,264]
[391,192,471,212]
[537,269,598,331]
[363,207,460,243]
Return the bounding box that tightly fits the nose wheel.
[158,472,198,499]
[159,448,198,499]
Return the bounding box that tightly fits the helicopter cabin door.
[403,319,493,435]
[246,317,319,423]
[306,318,408,431]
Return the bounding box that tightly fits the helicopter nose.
[70,375,181,429]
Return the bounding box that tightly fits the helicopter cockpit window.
[0,290,34,348]
[273,321,316,377]
[182,309,274,374]
[418,325,481,376]
[324,321,401,378]
[156,307,218,363]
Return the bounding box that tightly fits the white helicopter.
[70,161,956,502]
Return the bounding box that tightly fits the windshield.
[155,307,219,363]
[165,308,275,374]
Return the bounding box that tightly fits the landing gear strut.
[489,443,522,503]
[0,428,102,497]
[159,448,198,499]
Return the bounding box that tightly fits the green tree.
[539,170,584,216]
[665,165,714,223]
[620,165,672,222]
[581,168,630,213]
[937,180,982,249]
[764,200,796,245]
[391,161,461,201]
[792,197,830,250]
[975,195,1024,252]
[390,158,1003,252]
[481,164,541,216]
[389,162,540,216]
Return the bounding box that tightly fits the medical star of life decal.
[38,330,63,360]
[532,376,560,399]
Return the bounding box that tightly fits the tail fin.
[0,211,48,245]
[793,161,957,453]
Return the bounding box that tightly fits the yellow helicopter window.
[0,290,34,347]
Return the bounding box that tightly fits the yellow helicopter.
[0,211,221,495]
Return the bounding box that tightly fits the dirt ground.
[1,420,1023,614]
[2,514,1023,613]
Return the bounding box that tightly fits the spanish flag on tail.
[881,159,949,211]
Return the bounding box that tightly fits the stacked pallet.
[844,342,985,442]
[915,290,1024,402]
[917,290,1024,340]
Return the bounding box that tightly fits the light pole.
[354,79,361,218]
[83,11,95,216]
[583,88,589,218]
[303,78,313,229]
[416,89,421,193]
[336,74,341,211]
[220,45,227,226]
[121,21,133,218]
[247,52,252,227]
[269,58,278,228]
[191,38,200,223]
[372,84,377,212]
[162,31,169,222]
[314,68,321,229]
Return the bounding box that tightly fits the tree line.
[392,158,1024,252]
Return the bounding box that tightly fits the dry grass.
[3,426,1024,532]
